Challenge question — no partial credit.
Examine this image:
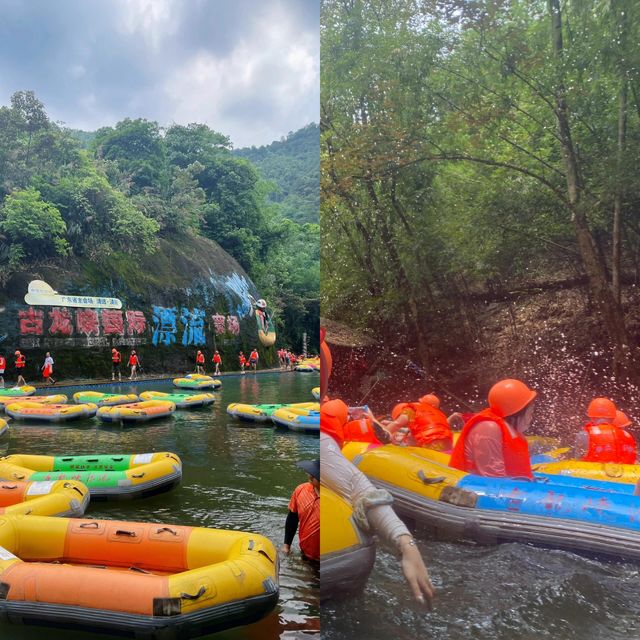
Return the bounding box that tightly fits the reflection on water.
[0,371,319,639]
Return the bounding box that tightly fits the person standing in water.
[238,351,247,374]
[41,352,56,385]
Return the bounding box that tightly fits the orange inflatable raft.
[0,515,279,638]
[0,479,88,517]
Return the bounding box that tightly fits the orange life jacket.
[213,353,221,363]
[582,422,637,464]
[15,355,25,368]
[0,357,6,369]
[128,355,138,366]
[196,353,204,364]
[449,408,533,478]
[342,417,380,444]
[391,401,452,448]
[112,351,121,364]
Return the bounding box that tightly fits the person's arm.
[282,511,299,553]
[320,433,434,605]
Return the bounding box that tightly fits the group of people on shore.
[0,350,57,387]
[277,348,301,370]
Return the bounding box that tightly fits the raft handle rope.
[1,485,17,490]
[132,472,146,478]
[80,522,100,529]
[129,566,151,574]
[180,586,206,600]
[353,489,395,533]
[64,483,87,496]
[417,470,446,485]
[156,527,177,536]
[116,529,137,537]
[11,473,25,480]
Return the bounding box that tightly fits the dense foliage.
[321,0,640,378]
[236,123,320,224]
[0,91,319,350]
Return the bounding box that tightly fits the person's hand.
[397,535,435,607]
[281,543,292,554]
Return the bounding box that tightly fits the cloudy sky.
[0,0,319,147]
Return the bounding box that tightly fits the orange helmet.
[419,394,440,408]
[613,410,631,428]
[586,397,616,420]
[488,379,537,418]
[320,399,349,447]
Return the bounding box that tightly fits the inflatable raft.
[0,395,67,411]
[97,401,175,424]
[0,386,35,397]
[0,419,8,438]
[295,364,316,372]
[271,406,320,433]
[173,374,221,390]
[140,391,215,409]
[311,387,320,400]
[320,486,375,600]
[227,402,318,424]
[0,479,88,517]
[342,442,640,562]
[533,459,640,485]
[0,515,279,638]
[6,401,97,423]
[73,391,139,407]
[0,452,182,501]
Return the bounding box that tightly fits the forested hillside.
[0,91,318,353]
[321,0,640,424]
[236,123,319,224]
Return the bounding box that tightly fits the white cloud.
[116,0,176,48]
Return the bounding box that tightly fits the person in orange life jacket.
[0,353,5,388]
[238,351,246,374]
[128,350,139,381]
[282,459,320,562]
[212,351,222,376]
[14,351,26,387]
[449,379,537,479]
[195,350,205,375]
[111,348,122,381]
[319,329,434,606]
[249,349,259,372]
[574,397,636,464]
[383,394,453,451]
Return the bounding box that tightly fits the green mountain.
[235,123,319,224]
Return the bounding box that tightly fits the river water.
[0,371,319,640]
[323,518,640,640]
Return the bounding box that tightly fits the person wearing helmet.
[195,350,205,375]
[384,393,453,451]
[449,378,537,478]
[14,351,26,387]
[111,348,121,381]
[574,398,636,464]
[320,329,435,607]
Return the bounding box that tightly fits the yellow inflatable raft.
[0,395,67,411]
[73,391,139,407]
[97,401,176,424]
[0,514,279,637]
[139,391,215,409]
[0,386,35,397]
[533,459,640,484]
[0,452,182,501]
[5,402,97,422]
[0,479,88,517]
[320,486,375,600]
[311,387,320,400]
[173,374,221,390]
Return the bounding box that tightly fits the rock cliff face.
[0,235,274,380]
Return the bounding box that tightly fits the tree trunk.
[612,79,627,305]
[548,0,631,378]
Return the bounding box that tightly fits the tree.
[0,188,69,267]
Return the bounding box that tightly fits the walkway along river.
[0,371,319,640]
